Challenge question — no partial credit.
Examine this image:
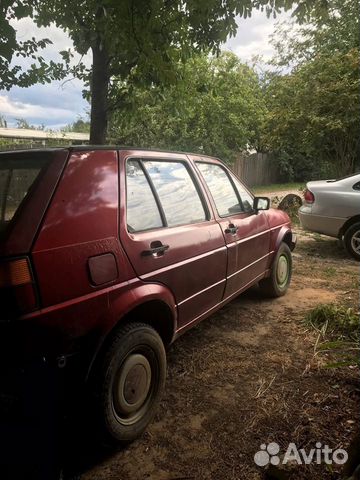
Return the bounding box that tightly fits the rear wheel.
[91,322,166,444]
[344,222,360,261]
[259,242,292,297]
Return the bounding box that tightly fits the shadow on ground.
[295,228,352,262]
[0,239,358,480]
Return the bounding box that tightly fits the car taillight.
[0,257,38,317]
[304,189,315,204]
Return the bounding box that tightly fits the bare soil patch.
[78,227,359,480]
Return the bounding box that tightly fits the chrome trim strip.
[227,251,273,280]
[176,270,267,333]
[221,271,269,305]
[21,278,133,318]
[225,228,270,247]
[177,278,226,306]
[269,223,289,231]
[140,245,227,280]
[225,222,290,247]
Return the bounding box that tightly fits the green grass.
[322,266,337,277]
[305,304,360,367]
[252,182,305,194]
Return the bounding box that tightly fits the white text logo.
[254,442,348,467]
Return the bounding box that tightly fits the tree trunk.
[90,40,110,144]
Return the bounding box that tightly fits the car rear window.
[0,157,51,237]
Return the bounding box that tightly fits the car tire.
[91,322,166,445]
[259,242,292,297]
[344,222,360,261]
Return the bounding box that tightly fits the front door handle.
[142,241,169,257]
[225,223,238,235]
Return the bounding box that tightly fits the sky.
[0,10,290,130]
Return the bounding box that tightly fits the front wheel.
[91,322,166,444]
[259,242,292,297]
[344,222,360,261]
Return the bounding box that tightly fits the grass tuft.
[305,304,359,367]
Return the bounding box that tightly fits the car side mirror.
[254,196,270,213]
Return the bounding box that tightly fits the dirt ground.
[77,226,359,480]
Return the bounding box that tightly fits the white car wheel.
[344,222,360,261]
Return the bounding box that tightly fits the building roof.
[0,127,89,141]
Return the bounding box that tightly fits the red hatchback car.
[0,147,296,443]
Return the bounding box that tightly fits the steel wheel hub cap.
[351,230,360,254]
[277,255,289,287]
[114,354,152,415]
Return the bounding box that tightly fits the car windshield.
[0,156,51,237]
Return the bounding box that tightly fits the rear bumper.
[0,358,58,419]
[0,350,83,417]
[298,207,344,238]
[0,320,89,420]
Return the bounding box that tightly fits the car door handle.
[141,242,169,257]
[225,223,238,235]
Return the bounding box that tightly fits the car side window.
[126,160,163,232]
[230,175,254,212]
[353,181,360,191]
[196,162,242,216]
[143,160,206,227]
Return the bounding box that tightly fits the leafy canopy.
[0,1,68,89]
[61,117,90,133]
[34,1,306,104]
[263,0,360,178]
[109,52,266,162]
[264,49,360,178]
[270,0,359,67]
[2,0,331,143]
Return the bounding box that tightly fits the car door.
[119,150,227,330]
[193,159,271,300]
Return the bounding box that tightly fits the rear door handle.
[141,242,169,257]
[225,223,238,235]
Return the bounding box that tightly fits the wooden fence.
[231,152,280,187]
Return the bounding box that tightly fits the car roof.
[0,146,221,162]
[71,145,221,162]
[0,148,67,155]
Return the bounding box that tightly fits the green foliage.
[33,0,326,79]
[305,304,360,367]
[263,0,360,179]
[34,0,307,143]
[109,52,266,161]
[2,1,333,143]
[252,182,304,193]
[265,50,360,178]
[62,117,90,133]
[271,0,359,66]
[0,1,68,90]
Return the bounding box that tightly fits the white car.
[299,173,360,260]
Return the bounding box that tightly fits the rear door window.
[0,157,51,235]
[143,160,207,227]
[126,160,163,232]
